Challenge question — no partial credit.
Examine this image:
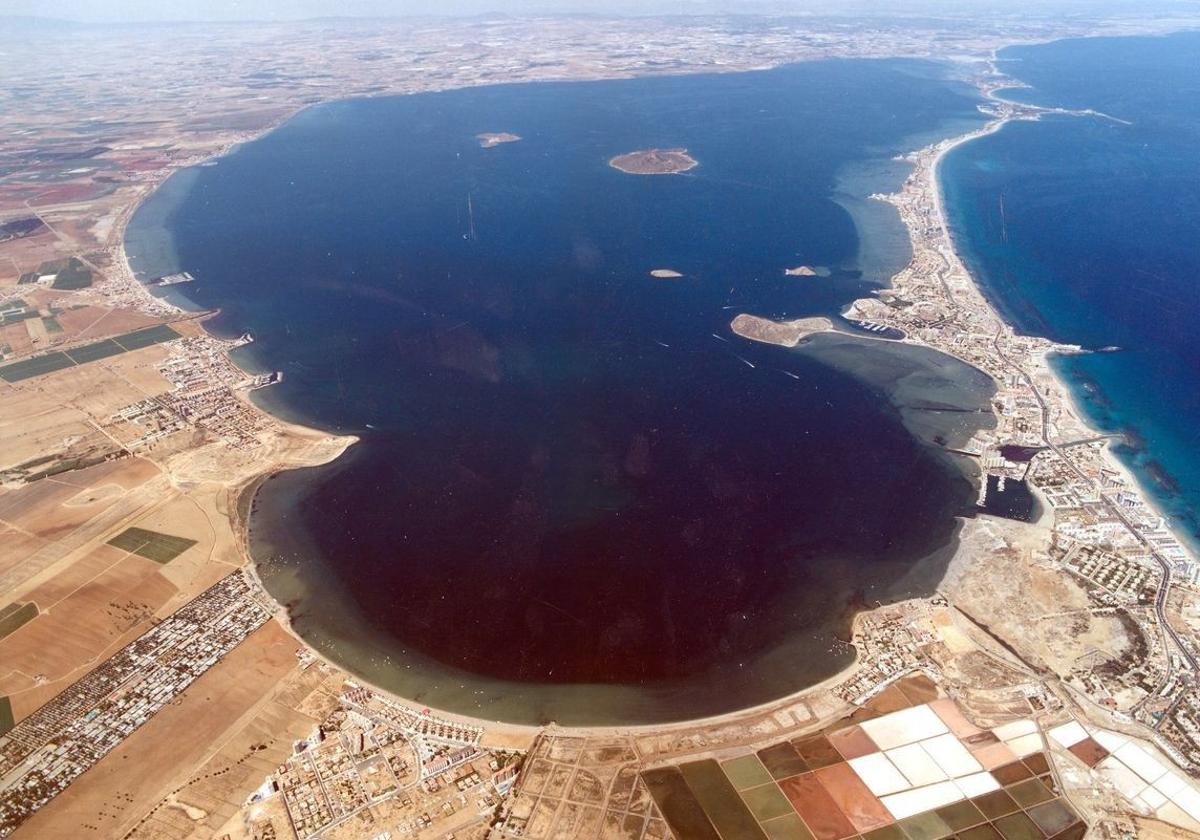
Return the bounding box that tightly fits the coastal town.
[110,333,278,453]
[0,573,273,834]
[240,682,520,839]
[4,8,1200,840]
[836,84,1200,773]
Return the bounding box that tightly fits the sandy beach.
[98,51,1196,744]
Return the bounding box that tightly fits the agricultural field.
[0,323,180,382]
[0,603,37,640]
[17,256,93,290]
[108,527,198,565]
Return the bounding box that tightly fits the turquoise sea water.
[127,60,994,724]
[941,33,1200,545]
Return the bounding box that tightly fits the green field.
[0,696,13,737]
[47,257,93,290]
[0,602,38,640]
[22,454,110,483]
[0,324,180,382]
[0,309,38,327]
[65,338,124,364]
[114,323,183,350]
[0,352,74,381]
[17,257,93,290]
[108,527,198,564]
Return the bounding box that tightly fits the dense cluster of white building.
[837,600,936,706]
[846,87,1200,775]
[248,685,513,839]
[108,333,274,451]
[0,573,269,837]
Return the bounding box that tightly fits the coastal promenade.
[837,66,1200,766]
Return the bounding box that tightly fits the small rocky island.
[476,132,522,148]
[609,148,698,175]
[730,313,834,347]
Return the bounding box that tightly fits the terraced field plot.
[108,526,197,564]
[643,677,1089,840]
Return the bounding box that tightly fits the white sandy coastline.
[928,75,1195,564]
[106,51,1194,739]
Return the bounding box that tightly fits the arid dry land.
[4,11,1200,840]
[731,314,836,348]
[608,149,699,175]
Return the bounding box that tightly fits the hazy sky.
[8,0,1198,23]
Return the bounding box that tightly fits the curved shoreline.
[116,54,1198,737]
[941,90,1200,557]
[917,60,1199,654]
[936,71,1196,559]
[116,69,993,735]
[608,147,699,175]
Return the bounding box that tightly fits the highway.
[991,328,1199,682]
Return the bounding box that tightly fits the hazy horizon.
[7,0,1200,24]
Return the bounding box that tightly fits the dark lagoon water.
[942,33,1200,548]
[127,60,995,724]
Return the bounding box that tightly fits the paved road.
[991,329,1198,681]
